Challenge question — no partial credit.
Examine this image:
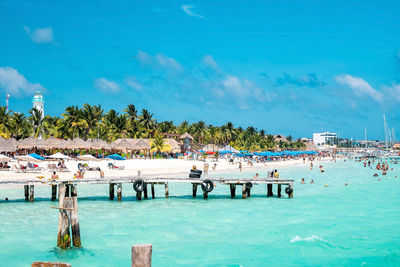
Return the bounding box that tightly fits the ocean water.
[1,159,400,266]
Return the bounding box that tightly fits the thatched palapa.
[65,138,91,150]
[17,137,39,150]
[90,139,111,150]
[0,137,16,152]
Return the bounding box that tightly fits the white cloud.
[125,76,143,91]
[0,67,46,97]
[94,78,120,93]
[24,26,54,44]
[202,55,219,71]
[335,74,383,102]
[135,50,182,71]
[181,4,205,19]
[383,84,400,103]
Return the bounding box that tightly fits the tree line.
[0,104,306,151]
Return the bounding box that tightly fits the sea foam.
[290,235,326,243]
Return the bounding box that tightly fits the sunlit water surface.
[1,159,400,266]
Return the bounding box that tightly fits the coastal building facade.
[313,132,337,147]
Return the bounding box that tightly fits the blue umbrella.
[107,154,126,160]
[29,153,44,160]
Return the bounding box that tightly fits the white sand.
[0,157,332,184]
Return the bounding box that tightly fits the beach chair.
[56,164,69,172]
[48,164,57,172]
[108,163,125,170]
[12,164,22,173]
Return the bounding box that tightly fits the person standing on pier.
[51,171,59,180]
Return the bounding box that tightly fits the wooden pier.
[0,176,295,201]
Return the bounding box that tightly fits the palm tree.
[124,104,137,122]
[139,109,156,137]
[191,121,209,144]
[177,120,189,134]
[111,114,129,139]
[81,104,103,140]
[29,108,45,138]
[150,132,170,153]
[0,106,10,138]
[9,112,31,140]
[63,106,83,139]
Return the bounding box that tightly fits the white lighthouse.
[32,90,44,119]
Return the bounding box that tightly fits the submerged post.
[51,185,57,201]
[131,244,152,267]
[117,183,122,201]
[165,183,169,198]
[71,184,77,197]
[242,184,247,199]
[151,183,155,199]
[57,197,72,249]
[267,184,273,197]
[29,185,34,202]
[109,183,115,200]
[192,183,198,197]
[289,183,293,198]
[24,185,29,201]
[32,262,71,267]
[71,196,81,247]
[230,184,236,198]
[65,184,70,197]
[277,184,282,198]
[143,183,148,199]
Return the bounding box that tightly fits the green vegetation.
[0,104,305,151]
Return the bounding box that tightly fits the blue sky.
[1,0,400,139]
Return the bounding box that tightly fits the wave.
[290,235,328,244]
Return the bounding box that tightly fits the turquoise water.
[1,159,400,266]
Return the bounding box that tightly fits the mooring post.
[109,183,115,200]
[289,183,293,198]
[242,184,247,199]
[51,185,57,201]
[65,184,70,197]
[71,184,77,197]
[71,196,81,247]
[131,244,152,267]
[267,184,273,197]
[32,262,71,267]
[230,184,236,198]
[24,184,29,201]
[165,183,169,198]
[192,183,198,197]
[277,184,282,198]
[151,183,155,199]
[143,183,148,199]
[203,189,208,199]
[246,187,251,197]
[117,183,122,201]
[57,183,72,250]
[136,191,142,201]
[29,185,35,202]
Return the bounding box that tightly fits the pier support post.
[51,185,57,201]
[192,183,198,197]
[71,196,81,247]
[165,183,169,198]
[136,191,142,201]
[289,183,293,198]
[246,187,251,197]
[277,184,282,198]
[24,185,29,201]
[57,184,71,249]
[109,183,115,200]
[71,185,77,197]
[242,184,247,199]
[230,184,236,198]
[29,185,34,202]
[143,184,148,199]
[65,184,70,197]
[117,183,122,201]
[131,244,152,267]
[151,184,155,199]
[267,184,273,197]
[203,190,208,199]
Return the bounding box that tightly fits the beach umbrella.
[29,153,45,160]
[48,152,72,160]
[77,154,100,161]
[17,154,43,162]
[107,154,126,160]
[0,154,11,161]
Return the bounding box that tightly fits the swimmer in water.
[319,165,325,173]
[310,179,314,184]
[310,162,313,170]
[373,173,378,177]
[301,178,305,184]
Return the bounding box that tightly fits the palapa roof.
[43,137,67,149]
[65,138,91,150]
[179,132,194,140]
[17,137,39,149]
[111,138,136,151]
[131,139,151,150]
[274,135,289,143]
[163,138,181,153]
[0,137,16,152]
[90,139,111,150]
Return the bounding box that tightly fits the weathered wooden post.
[29,185,35,202]
[65,184,70,197]
[51,185,57,201]
[109,183,115,200]
[289,183,293,198]
[277,184,282,198]
[267,184,273,197]
[143,183,148,199]
[230,184,236,198]
[131,244,152,267]
[165,183,169,198]
[192,183,198,197]
[203,190,208,199]
[71,184,77,197]
[32,261,71,267]
[242,184,247,199]
[117,183,122,201]
[151,183,155,199]
[24,185,29,201]
[136,191,142,201]
[71,196,81,247]
[57,184,72,249]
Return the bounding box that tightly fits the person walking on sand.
[239,162,242,172]
[99,168,104,178]
[310,162,313,170]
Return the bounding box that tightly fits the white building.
[32,90,44,119]
[313,132,337,147]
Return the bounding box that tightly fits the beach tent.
[77,154,100,161]
[107,154,126,160]
[48,152,72,160]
